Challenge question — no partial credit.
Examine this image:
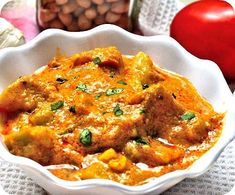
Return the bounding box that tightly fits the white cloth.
[0,0,235,194]
[138,0,178,35]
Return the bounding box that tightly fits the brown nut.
[105,11,121,23]
[111,1,129,14]
[84,8,97,20]
[94,15,105,25]
[78,14,92,30]
[106,0,119,2]
[40,9,57,23]
[55,0,68,5]
[97,3,110,15]
[58,12,72,26]
[46,3,61,13]
[67,19,80,31]
[92,0,104,5]
[62,1,78,14]
[49,19,65,29]
[73,7,84,17]
[76,0,91,9]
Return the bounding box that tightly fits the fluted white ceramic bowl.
[0,25,234,195]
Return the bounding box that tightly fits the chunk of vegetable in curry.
[0,47,223,186]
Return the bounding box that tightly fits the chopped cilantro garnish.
[140,109,146,114]
[95,93,102,99]
[113,104,123,116]
[106,89,115,96]
[110,72,115,78]
[76,84,87,92]
[134,137,149,145]
[117,80,127,85]
[181,112,195,120]
[113,88,124,94]
[106,88,124,96]
[93,57,101,65]
[56,78,68,84]
[80,129,92,146]
[69,105,76,113]
[142,84,149,90]
[51,101,64,111]
[172,93,176,99]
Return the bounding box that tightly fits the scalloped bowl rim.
[0,24,234,194]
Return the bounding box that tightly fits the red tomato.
[0,107,7,113]
[170,0,235,80]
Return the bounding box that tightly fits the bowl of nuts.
[37,0,133,32]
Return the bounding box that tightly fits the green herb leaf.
[69,105,76,113]
[51,101,64,111]
[117,80,127,85]
[106,89,115,96]
[134,137,149,145]
[113,104,123,116]
[113,88,124,94]
[142,84,149,90]
[110,72,115,78]
[115,109,123,116]
[106,88,124,96]
[56,78,68,84]
[76,84,87,92]
[140,109,146,114]
[181,112,195,120]
[80,129,92,146]
[95,93,102,99]
[93,57,101,65]
[172,93,176,99]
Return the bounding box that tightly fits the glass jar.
[37,0,137,32]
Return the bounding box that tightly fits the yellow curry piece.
[0,47,223,185]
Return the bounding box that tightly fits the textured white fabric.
[138,0,178,35]
[164,140,235,195]
[0,0,235,194]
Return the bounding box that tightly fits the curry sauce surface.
[0,47,223,185]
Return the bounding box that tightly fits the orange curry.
[0,47,223,185]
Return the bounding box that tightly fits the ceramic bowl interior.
[0,25,234,195]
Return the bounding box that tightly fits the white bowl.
[0,24,234,195]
